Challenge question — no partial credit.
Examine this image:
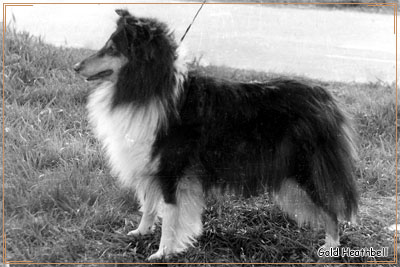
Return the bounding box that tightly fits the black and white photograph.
[2,0,398,265]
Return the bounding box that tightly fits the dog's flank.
[74,9,359,260]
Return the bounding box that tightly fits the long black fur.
[112,10,358,221]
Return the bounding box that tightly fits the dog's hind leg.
[148,175,204,260]
[273,179,321,227]
[273,179,341,250]
[321,212,339,249]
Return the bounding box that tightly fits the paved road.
[7,0,396,83]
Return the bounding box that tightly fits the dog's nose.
[73,62,82,73]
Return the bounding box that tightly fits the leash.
[180,0,207,43]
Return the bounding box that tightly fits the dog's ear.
[115,9,131,17]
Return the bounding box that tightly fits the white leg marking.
[148,176,204,260]
[128,211,157,236]
[323,233,340,249]
[129,177,162,236]
[319,212,340,252]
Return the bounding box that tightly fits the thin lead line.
[395,2,398,264]
[2,3,5,264]
[180,0,206,43]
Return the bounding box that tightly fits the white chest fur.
[86,82,161,188]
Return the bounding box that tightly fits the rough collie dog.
[74,9,358,260]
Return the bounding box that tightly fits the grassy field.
[1,25,398,265]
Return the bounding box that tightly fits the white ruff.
[86,81,161,190]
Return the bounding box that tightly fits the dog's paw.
[318,243,339,254]
[127,229,142,236]
[127,225,154,236]
[147,250,169,261]
[317,241,340,260]
[147,246,186,261]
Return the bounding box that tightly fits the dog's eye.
[109,43,117,51]
[105,43,121,56]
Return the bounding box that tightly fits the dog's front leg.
[147,203,186,260]
[127,207,157,236]
[148,176,204,260]
[128,177,161,236]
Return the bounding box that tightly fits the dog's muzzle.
[73,62,113,81]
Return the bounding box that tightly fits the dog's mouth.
[86,70,114,81]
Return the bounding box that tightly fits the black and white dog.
[74,9,358,260]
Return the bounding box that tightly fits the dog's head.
[74,9,175,82]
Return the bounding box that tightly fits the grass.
[1,25,398,265]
